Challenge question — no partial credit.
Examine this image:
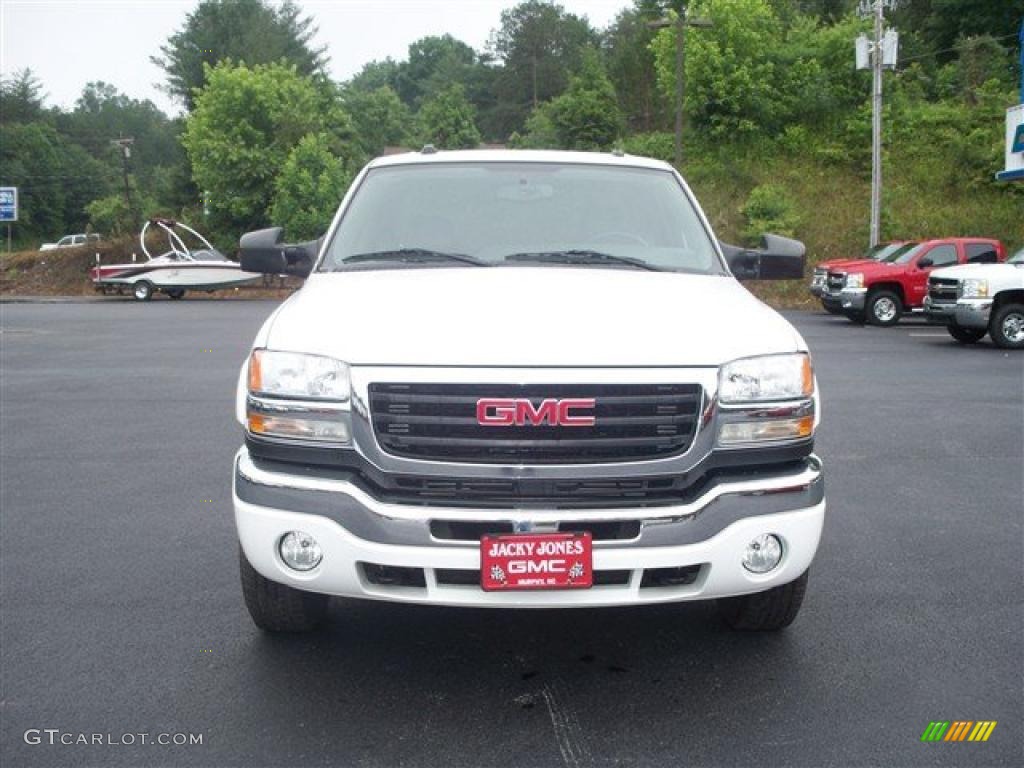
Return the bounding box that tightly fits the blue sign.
[0,187,17,223]
[1014,123,1024,154]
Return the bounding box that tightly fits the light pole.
[648,6,712,168]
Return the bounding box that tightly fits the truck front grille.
[928,278,958,305]
[826,272,845,292]
[368,382,703,464]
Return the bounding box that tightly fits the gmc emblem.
[476,398,596,427]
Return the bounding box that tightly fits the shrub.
[741,184,800,242]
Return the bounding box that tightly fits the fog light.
[742,534,782,574]
[279,531,322,571]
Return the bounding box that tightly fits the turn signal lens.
[247,413,350,442]
[718,416,814,446]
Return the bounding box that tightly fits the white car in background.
[39,233,102,251]
[924,246,1024,349]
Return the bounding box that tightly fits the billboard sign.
[997,104,1024,182]
[0,187,17,222]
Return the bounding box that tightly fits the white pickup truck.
[232,149,824,633]
[39,233,102,251]
[924,246,1024,349]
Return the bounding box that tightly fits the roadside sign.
[0,187,17,222]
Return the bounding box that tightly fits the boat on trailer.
[90,219,260,301]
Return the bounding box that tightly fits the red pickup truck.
[821,238,1007,326]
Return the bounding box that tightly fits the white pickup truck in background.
[925,246,1024,349]
[38,232,102,251]
[231,149,825,634]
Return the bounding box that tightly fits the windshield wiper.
[501,250,663,272]
[338,248,489,268]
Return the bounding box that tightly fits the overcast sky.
[1,0,628,116]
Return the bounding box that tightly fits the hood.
[931,262,1022,281]
[836,259,912,277]
[263,268,805,367]
[824,258,887,274]
[817,257,874,271]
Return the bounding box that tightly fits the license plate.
[480,532,592,591]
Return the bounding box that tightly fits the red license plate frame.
[480,532,593,591]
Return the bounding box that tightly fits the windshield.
[877,242,916,261]
[891,244,927,264]
[320,162,724,274]
[1009,247,1024,264]
[870,242,900,260]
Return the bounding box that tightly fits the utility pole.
[648,4,712,169]
[870,0,883,248]
[674,11,686,168]
[111,136,140,232]
[856,1,898,248]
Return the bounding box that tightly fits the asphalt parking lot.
[1,300,1021,768]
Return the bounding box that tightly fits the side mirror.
[917,256,933,269]
[720,233,806,281]
[239,227,319,278]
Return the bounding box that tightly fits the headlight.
[248,350,350,402]
[959,279,989,299]
[844,273,864,290]
[719,353,814,404]
[246,350,352,443]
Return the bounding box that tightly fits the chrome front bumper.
[233,448,826,607]
[923,296,992,329]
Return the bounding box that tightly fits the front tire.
[947,325,986,344]
[866,289,902,326]
[133,280,153,301]
[717,570,809,631]
[240,548,327,632]
[990,303,1024,350]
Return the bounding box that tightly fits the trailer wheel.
[133,281,154,301]
[166,288,186,300]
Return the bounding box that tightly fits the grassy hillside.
[681,141,1023,307]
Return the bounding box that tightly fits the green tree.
[488,1,599,134]
[56,82,187,208]
[0,122,113,242]
[182,61,359,235]
[348,58,402,92]
[890,0,1020,62]
[417,84,481,149]
[543,49,623,149]
[153,0,328,110]
[604,5,666,132]
[343,86,412,156]
[85,189,157,237]
[395,35,478,106]
[269,133,355,240]
[0,69,49,124]
[650,0,806,136]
